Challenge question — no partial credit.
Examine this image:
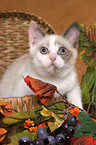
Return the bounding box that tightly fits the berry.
[46,135,56,145]
[67,115,78,127]
[66,126,75,137]
[55,134,66,145]
[19,136,32,145]
[51,122,67,137]
[37,127,48,139]
[65,134,70,140]
[33,138,44,145]
[44,135,56,145]
[63,122,68,132]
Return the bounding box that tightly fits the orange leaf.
[91,117,96,125]
[68,107,80,117]
[0,127,7,143]
[0,102,16,117]
[29,123,46,133]
[37,123,46,128]
[24,75,57,105]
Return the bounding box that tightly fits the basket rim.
[0,10,55,34]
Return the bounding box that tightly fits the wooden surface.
[0,0,96,82]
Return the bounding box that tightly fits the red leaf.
[24,75,57,105]
[70,134,96,145]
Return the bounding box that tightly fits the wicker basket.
[0,11,55,111]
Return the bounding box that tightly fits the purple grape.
[51,122,67,137]
[44,135,56,145]
[66,126,75,137]
[67,115,78,127]
[33,138,44,145]
[55,134,66,145]
[37,127,48,139]
[63,122,68,131]
[19,136,32,145]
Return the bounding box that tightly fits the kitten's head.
[28,21,80,77]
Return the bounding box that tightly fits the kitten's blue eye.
[58,47,67,55]
[40,47,48,55]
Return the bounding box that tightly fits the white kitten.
[0,21,83,108]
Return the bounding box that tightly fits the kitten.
[0,21,83,108]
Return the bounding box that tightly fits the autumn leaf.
[48,112,64,132]
[0,127,7,143]
[40,106,52,116]
[40,106,64,132]
[29,123,46,133]
[68,106,80,117]
[0,102,17,117]
[78,23,96,67]
[24,75,57,105]
[70,134,96,145]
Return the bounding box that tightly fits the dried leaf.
[40,106,52,117]
[78,23,96,67]
[0,102,16,117]
[48,113,64,132]
[0,127,7,143]
[40,106,64,132]
[24,75,57,105]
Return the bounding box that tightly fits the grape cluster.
[19,115,81,145]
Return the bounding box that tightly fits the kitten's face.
[30,35,77,76]
[28,21,79,77]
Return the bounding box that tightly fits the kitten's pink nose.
[50,56,56,62]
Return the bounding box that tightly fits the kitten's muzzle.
[50,55,56,63]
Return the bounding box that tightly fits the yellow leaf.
[40,106,52,117]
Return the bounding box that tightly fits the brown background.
[0,0,96,82]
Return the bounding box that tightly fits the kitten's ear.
[28,21,46,47]
[62,22,80,48]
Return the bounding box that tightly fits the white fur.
[0,22,83,108]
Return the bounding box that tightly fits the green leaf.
[3,117,21,126]
[81,67,96,105]
[3,110,35,125]
[78,23,96,67]
[47,101,68,113]
[73,127,91,138]
[9,130,37,145]
[73,111,96,138]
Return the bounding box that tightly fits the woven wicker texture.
[0,95,39,111]
[0,11,54,79]
[0,11,55,111]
